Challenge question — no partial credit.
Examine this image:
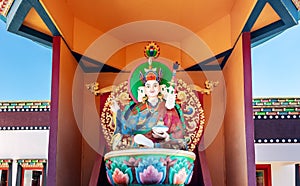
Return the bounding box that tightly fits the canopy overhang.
[1,0,300,71]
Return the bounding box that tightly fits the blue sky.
[0,21,52,101]
[251,24,300,97]
[0,20,299,101]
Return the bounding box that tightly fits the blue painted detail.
[251,20,286,45]
[5,0,52,46]
[184,48,232,71]
[6,0,31,32]
[262,108,272,112]
[28,0,60,36]
[251,31,283,48]
[243,0,267,32]
[72,51,121,73]
[270,0,298,25]
[0,15,6,22]
[220,49,233,69]
[18,25,52,46]
[245,0,300,46]
[5,0,60,46]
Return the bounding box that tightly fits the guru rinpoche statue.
[110,43,186,150]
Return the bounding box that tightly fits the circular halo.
[128,61,172,102]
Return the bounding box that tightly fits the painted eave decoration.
[0,0,14,20]
[17,159,46,168]
[0,159,12,168]
[253,97,300,119]
[0,101,50,112]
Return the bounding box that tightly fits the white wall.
[271,163,295,186]
[256,143,300,162]
[0,130,49,186]
[256,144,300,186]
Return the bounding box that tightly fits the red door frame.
[256,164,272,186]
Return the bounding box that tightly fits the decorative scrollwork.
[190,80,219,94]
[85,82,101,95]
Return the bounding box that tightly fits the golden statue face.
[144,80,160,98]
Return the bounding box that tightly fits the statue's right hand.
[110,100,120,113]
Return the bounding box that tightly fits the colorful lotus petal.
[112,168,129,184]
[135,157,166,184]
[105,152,195,185]
[139,165,163,184]
[173,167,188,184]
[107,160,133,184]
[169,158,192,184]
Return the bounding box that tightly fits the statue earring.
[142,96,148,103]
[158,92,163,100]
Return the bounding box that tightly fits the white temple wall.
[0,130,49,186]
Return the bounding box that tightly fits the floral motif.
[105,160,133,185]
[105,152,195,185]
[135,157,166,184]
[173,168,188,184]
[112,168,129,184]
[169,158,194,185]
[139,165,163,184]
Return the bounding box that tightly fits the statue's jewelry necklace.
[146,100,160,113]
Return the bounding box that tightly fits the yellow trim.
[39,0,63,38]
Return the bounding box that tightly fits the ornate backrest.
[100,79,205,152]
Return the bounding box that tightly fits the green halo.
[129,61,172,103]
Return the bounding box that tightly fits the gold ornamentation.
[177,79,205,151]
[85,82,100,95]
[99,85,115,95]
[190,80,219,94]
[100,81,130,149]
[177,91,187,103]
[116,92,131,106]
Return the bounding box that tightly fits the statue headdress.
[140,42,162,84]
[128,42,175,103]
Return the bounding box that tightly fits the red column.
[242,32,256,186]
[47,36,61,186]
